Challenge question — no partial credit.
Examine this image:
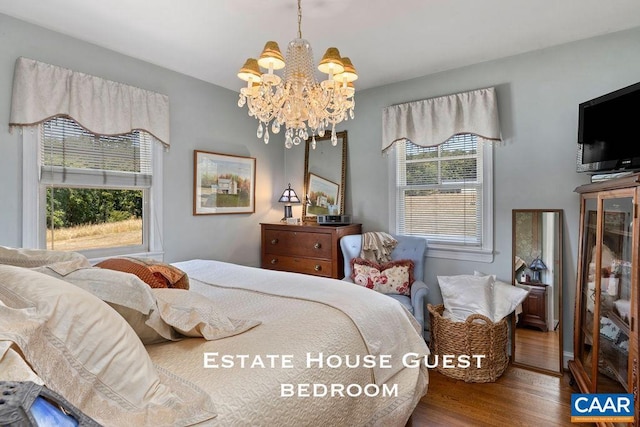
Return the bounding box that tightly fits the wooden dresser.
[260,222,362,279]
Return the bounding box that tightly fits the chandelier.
[237,0,357,149]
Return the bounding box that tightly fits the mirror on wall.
[511,209,563,375]
[302,131,347,222]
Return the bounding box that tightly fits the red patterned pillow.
[350,258,415,296]
[95,257,189,290]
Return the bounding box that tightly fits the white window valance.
[9,57,170,146]
[382,86,501,152]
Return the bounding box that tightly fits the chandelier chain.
[297,0,302,39]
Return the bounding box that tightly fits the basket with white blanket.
[428,304,509,383]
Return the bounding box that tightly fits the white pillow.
[493,280,529,322]
[0,265,216,426]
[437,274,494,322]
[0,246,90,268]
[35,262,260,344]
[33,262,172,344]
[473,271,530,322]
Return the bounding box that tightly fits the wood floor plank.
[408,366,591,427]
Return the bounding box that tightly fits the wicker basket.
[428,304,509,383]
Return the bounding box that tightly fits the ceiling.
[1,0,640,92]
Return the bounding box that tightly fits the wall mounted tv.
[576,81,640,173]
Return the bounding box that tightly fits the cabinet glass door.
[595,196,633,394]
[579,197,598,383]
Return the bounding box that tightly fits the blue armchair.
[340,234,429,341]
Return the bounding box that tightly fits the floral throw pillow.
[350,258,415,296]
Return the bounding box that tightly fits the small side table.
[517,282,549,332]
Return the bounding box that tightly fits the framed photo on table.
[193,150,256,215]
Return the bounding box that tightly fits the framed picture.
[193,150,256,215]
[306,173,340,216]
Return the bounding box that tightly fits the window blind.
[396,134,483,246]
[40,117,152,188]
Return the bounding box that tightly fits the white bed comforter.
[144,259,429,426]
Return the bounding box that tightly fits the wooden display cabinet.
[569,174,640,426]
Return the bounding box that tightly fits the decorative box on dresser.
[569,173,640,426]
[260,222,362,279]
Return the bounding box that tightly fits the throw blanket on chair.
[360,232,398,263]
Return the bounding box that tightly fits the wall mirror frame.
[511,209,563,376]
[302,130,347,222]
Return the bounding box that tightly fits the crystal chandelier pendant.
[236,0,358,148]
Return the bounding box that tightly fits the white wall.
[0,13,286,266]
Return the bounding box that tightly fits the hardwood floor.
[408,366,588,427]
[514,327,560,372]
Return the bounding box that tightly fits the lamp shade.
[258,41,286,70]
[529,257,547,271]
[333,57,358,83]
[237,58,262,82]
[318,47,345,75]
[278,183,300,204]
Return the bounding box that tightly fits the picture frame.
[193,150,256,215]
[306,173,340,216]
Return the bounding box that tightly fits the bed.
[0,248,429,427]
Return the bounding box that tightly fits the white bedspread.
[145,259,430,426]
[175,259,428,385]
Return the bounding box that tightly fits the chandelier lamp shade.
[237,0,357,149]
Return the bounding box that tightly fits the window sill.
[88,251,165,265]
[426,245,494,263]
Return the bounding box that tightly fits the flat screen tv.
[577,81,640,173]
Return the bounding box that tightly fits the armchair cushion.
[350,257,414,295]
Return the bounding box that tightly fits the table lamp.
[278,183,300,220]
[529,257,547,282]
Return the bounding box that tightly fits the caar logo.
[571,393,634,423]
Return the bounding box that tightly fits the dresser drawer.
[263,229,332,259]
[261,254,333,278]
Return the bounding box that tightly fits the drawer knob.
[270,258,278,265]
[314,242,322,249]
[314,265,322,271]
[271,238,279,245]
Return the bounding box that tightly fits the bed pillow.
[0,265,216,426]
[33,262,172,344]
[437,274,494,321]
[35,262,258,343]
[350,257,414,295]
[0,246,90,268]
[152,288,261,340]
[95,257,189,289]
[474,271,530,322]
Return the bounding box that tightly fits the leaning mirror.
[302,131,347,222]
[512,209,563,375]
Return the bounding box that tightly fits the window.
[23,118,164,259]
[390,134,493,262]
